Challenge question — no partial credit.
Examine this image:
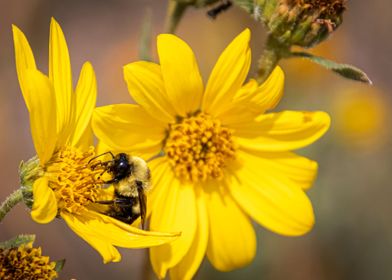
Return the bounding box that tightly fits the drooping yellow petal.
[31,177,58,224]
[202,29,251,116]
[205,180,256,271]
[219,66,285,125]
[150,177,197,279]
[157,34,204,116]
[170,188,209,280]
[243,150,318,190]
[92,104,165,154]
[61,212,121,263]
[227,151,315,236]
[70,62,96,147]
[25,70,57,165]
[12,25,37,111]
[234,111,331,152]
[123,61,176,123]
[49,18,73,140]
[62,210,179,264]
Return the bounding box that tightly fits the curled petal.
[31,177,58,224]
[62,210,180,264]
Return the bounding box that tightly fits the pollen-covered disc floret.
[0,243,57,280]
[44,146,104,214]
[164,112,236,183]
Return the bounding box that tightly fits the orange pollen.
[164,112,236,183]
[44,146,104,214]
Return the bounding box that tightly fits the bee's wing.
[138,187,147,230]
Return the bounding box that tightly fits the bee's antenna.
[146,151,165,162]
[88,151,115,165]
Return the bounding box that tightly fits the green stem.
[0,189,23,222]
[164,0,189,33]
[256,35,290,83]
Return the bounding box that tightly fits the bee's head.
[111,153,133,179]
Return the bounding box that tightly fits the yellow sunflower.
[13,18,178,264]
[92,29,330,278]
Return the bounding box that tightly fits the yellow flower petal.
[12,25,37,112]
[244,66,284,111]
[49,18,73,140]
[70,62,96,148]
[157,34,204,116]
[62,210,179,264]
[92,104,165,154]
[61,212,121,263]
[205,181,256,271]
[228,151,315,236]
[123,61,175,123]
[243,150,318,190]
[170,189,208,280]
[202,29,251,116]
[146,158,173,218]
[25,70,57,165]
[31,177,58,224]
[234,111,331,151]
[73,125,94,151]
[150,178,197,279]
[219,66,285,125]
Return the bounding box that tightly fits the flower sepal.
[19,156,43,209]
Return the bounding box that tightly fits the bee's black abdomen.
[109,193,140,225]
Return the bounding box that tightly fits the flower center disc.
[44,146,104,214]
[0,243,57,280]
[164,112,236,183]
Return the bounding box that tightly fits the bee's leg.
[103,177,119,184]
[207,0,232,19]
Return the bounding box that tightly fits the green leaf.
[0,234,35,249]
[290,51,372,84]
[54,259,66,274]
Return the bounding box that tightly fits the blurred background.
[0,0,391,279]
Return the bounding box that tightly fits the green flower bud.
[261,0,346,47]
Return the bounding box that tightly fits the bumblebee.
[89,152,151,229]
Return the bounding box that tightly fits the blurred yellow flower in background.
[93,29,330,279]
[14,18,178,264]
[0,242,57,280]
[332,85,388,149]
